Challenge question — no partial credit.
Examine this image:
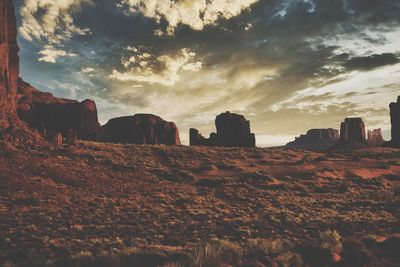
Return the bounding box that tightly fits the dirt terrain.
[1,135,400,266]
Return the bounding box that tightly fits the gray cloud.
[344,53,400,71]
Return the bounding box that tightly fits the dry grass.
[0,140,399,266]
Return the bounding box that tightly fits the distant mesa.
[97,114,181,145]
[17,79,100,140]
[367,128,385,146]
[190,111,256,147]
[286,128,339,150]
[337,117,367,147]
[389,96,400,147]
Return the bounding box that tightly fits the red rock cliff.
[0,0,19,130]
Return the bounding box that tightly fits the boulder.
[0,0,19,130]
[97,114,181,145]
[390,96,400,147]
[286,128,339,150]
[190,112,256,147]
[367,129,385,146]
[338,118,367,146]
[17,86,100,140]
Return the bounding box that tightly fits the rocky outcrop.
[97,114,181,145]
[17,86,100,140]
[338,118,366,146]
[286,128,339,150]
[190,112,256,147]
[367,129,385,146]
[0,0,19,130]
[390,96,400,147]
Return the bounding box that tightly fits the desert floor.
[1,138,399,266]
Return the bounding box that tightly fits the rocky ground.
[0,135,400,266]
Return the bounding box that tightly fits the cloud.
[38,45,77,63]
[110,47,203,86]
[344,53,400,71]
[19,0,92,43]
[80,67,96,74]
[17,0,400,145]
[19,0,92,63]
[118,0,259,34]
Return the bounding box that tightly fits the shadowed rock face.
[97,114,181,145]
[0,0,19,130]
[286,128,339,150]
[390,96,400,147]
[367,129,385,146]
[17,81,100,140]
[339,118,366,146]
[190,112,256,147]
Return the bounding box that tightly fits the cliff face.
[97,114,181,145]
[0,0,19,130]
[17,82,100,140]
[337,118,367,148]
[367,128,385,146]
[390,96,400,147]
[286,128,339,150]
[190,112,256,147]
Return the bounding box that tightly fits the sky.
[15,0,400,146]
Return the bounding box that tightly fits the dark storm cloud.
[344,53,400,71]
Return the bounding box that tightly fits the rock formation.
[0,0,19,130]
[17,84,100,140]
[97,114,181,145]
[367,129,385,146]
[286,128,339,150]
[190,112,256,147]
[338,118,366,146]
[390,96,400,147]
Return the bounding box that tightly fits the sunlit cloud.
[118,0,259,35]
[19,0,93,63]
[38,45,77,63]
[110,48,203,86]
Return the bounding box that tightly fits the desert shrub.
[14,196,40,206]
[191,239,241,267]
[163,263,184,267]
[291,182,307,193]
[297,230,344,267]
[239,171,274,183]
[268,183,288,191]
[342,238,375,267]
[195,178,222,188]
[336,182,349,193]
[216,160,242,171]
[157,169,197,183]
[317,230,343,255]
[195,162,218,173]
[315,156,329,161]
[120,250,167,267]
[393,186,400,196]
[376,164,390,169]
[274,252,303,267]
[296,171,316,180]
[175,170,198,183]
[244,238,289,258]
[381,174,399,181]
[297,245,332,267]
[378,236,400,260]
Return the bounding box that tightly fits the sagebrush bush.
[191,239,242,267]
[317,230,343,255]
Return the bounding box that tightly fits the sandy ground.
[0,139,399,266]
